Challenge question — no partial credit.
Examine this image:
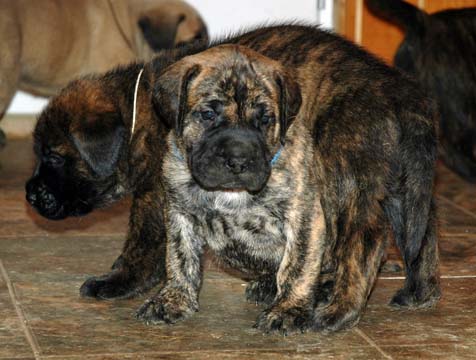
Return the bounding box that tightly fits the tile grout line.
[380,275,476,280]
[0,259,41,360]
[437,195,476,221]
[353,328,393,359]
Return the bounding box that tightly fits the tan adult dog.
[0,0,207,143]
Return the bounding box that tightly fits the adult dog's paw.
[136,287,198,325]
[254,305,311,335]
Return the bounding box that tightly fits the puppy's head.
[25,79,128,220]
[154,45,301,193]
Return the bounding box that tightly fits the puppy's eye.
[261,115,275,126]
[45,154,65,168]
[200,110,216,122]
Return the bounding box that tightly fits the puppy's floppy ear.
[138,12,185,51]
[71,113,126,177]
[275,71,302,145]
[153,63,201,136]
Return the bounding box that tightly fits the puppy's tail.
[365,0,428,34]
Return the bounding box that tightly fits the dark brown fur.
[366,0,476,182]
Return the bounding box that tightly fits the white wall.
[187,0,320,39]
[7,0,332,115]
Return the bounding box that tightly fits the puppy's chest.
[183,191,288,266]
[165,155,291,265]
[201,206,285,252]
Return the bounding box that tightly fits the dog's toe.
[313,304,360,332]
[79,275,120,299]
[136,288,198,325]
[390,286,441,309]
[79,277,102,298]
[136,299,168,325]
[79,271,142,300]
[254,306,311,335]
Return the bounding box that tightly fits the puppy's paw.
[313,304,361,332]
[80,268,157,300]
[254,305,311,335]
[245,276,276,305]
[80,271,137,300]
[136,287,198,325]
[390,284,441,309]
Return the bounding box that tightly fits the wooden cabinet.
[334,0,476,63]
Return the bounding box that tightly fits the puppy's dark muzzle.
[190,128,271,193]
[25,177,66,220]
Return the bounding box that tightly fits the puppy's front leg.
[255,198,326,334]
[137,210,205,324]
[80,189,167,299]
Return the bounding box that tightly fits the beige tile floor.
[0,137,475,359]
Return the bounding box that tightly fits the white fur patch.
[212,191,251,211]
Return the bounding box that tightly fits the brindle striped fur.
[136,29,440,333]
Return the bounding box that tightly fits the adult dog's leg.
[80,189,166,299]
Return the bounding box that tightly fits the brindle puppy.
[135,40,440,333]
[25,62,170,298]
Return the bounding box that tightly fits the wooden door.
[334,0,476,64]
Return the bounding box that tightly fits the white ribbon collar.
[130,68,144,141]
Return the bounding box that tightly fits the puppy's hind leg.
[390,126,440,308]
[80,190,166,299]
[390,198,440,309]
[313,222,388,332]
[246,274,277,305]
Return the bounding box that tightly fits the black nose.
[25,179,38,206]
[25,178,60,213]
[26,190,37,206]
[225,156,249,174]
